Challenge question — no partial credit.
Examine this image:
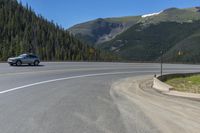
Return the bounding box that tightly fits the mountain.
[69,7,200,63]
[68,16,141,45]
[69,7,200,46]
[0,0,112,61]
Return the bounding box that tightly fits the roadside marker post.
[160,51,163,80]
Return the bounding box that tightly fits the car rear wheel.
[34,60,39,66]
[16,60,22,66]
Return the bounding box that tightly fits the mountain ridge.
[69,6,200,63]
[69,6,200,46]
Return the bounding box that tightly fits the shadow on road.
[10,64,45,67]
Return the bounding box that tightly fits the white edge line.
[0,70,198,94]
[0,71,145,94]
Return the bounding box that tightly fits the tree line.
[0,0,116,61]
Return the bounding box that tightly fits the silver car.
[7,54,40,66]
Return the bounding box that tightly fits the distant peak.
[96,18,104,21]
[163,7,179,12]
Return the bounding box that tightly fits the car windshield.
[18,54,27,58]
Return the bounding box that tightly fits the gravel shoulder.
[111,76,200,133]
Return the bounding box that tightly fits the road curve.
[111,77,200,133]
[0,62,199,133]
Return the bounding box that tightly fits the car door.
[21,55,29,64]
[29,55,36,63]
[27,55,34,64]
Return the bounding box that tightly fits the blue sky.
[18,0,200,29]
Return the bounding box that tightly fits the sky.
[18,0,200,29]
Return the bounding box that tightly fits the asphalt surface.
[0,62,200,133]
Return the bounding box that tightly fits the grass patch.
[165,74,200,93]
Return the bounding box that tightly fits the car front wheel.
[16,60,22,66]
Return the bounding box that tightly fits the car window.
[19,54,27,58]
[29,55,37,58]
[27,55,33,58]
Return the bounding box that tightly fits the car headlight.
[8,59,14,62]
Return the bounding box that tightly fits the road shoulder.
[110,76,200,133]
[110,76,160,133]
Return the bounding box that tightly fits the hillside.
[100,21,200,62]
[163,28,200,63]
[0,0,110,61]
[69,7,200,63]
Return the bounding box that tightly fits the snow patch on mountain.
[142,11,163,18]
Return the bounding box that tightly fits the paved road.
[0,62,199,133]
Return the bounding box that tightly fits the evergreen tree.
[0,0,114,61]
